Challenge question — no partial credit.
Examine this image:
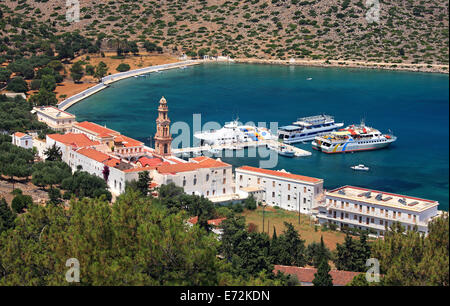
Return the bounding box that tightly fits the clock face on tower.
[154,97,172,156]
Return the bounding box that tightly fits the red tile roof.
[14,132,27,138]
[238,166,322,183]
[188,216,227,227]
[156,157,230,174]
[274,265,361,286]
[123,166,159,173]
[138,157,164,167]
[76,148,118,165]
[114,135,143,147]
[48,133,100,148]
[74,121,119,137]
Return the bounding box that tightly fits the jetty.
[57,60,202,111]
[172,139,311,157]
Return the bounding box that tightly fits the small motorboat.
[278,146,295,157]
[351,164,370,171]
[306,77,312,80]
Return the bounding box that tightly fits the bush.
[11,194,33,213]
[30,79,41,90]
[11,189,23,196]
[232,203,244,213]
[244,195,257,210]
[215,206,234,219]
[116,63,130,72]
[6,77,28,93]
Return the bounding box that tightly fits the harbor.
[172,139,311,158]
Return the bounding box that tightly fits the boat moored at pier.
[194,120,275,146]
[312,121,397,153]
[277,114,344,144]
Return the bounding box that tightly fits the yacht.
[278,114,344,144]
[194,120,275,146]
[351,164,370,171]
[312,121,397,153]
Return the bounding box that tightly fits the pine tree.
[136,171,151,196]
[313,257,333,286]
[0,198,16,233]
[44,143,62,161]
[335,233,356,271]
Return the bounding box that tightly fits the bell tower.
[154,96,172,156]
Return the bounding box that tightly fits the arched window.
[193,175,197,185]
[164,144,168,154]
[206,174,209,181]
[183,177,186,187]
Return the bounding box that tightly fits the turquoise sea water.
[68,63,449,210]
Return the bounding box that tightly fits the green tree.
[334,233,371,272]
[116,63,130,72]
[0,68,12,83]
[306,236,332,268]
[0,190,221,285]
[85,64,95,76]
[221,216,273,278]
[48,187,62,205]
[40,74,56,92]
[244,195,257,210]
[136,170,151,196]
[271,222,306,266]
[312,257,333,286]
[31,161,72,189]
[6,77,28,93]
[11,194,33,213]
[0,142,35,190]
[29,88,58,106]
[0,197,16,234]
[70,61,84,83]
[61,170,112,201]
[371,217,449,286]
[44,143,62,161]
[94,61,108,80]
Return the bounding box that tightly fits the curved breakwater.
[57,60,202,111]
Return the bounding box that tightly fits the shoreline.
[57,57,448,111]
[57,60,202,111]
[234,58,449,75]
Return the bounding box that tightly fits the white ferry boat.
[194,120,275,146]
[277,114,344,144]
[312,121,397,154]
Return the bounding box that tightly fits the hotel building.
[235,166,324,214]
[317,185,440,236]
[32,106,76,133]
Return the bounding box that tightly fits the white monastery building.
[32,106,76,133]
[11,132,33,149]
[151,156,235,201]
[317,185,440,236]
[235,166,324,214]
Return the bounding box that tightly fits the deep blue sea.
[68,63,449,210]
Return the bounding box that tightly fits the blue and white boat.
[194,120,275,146]
[278,114,344,144]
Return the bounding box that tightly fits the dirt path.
[0,177,48,206]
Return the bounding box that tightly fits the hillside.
[1,0,449,66]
